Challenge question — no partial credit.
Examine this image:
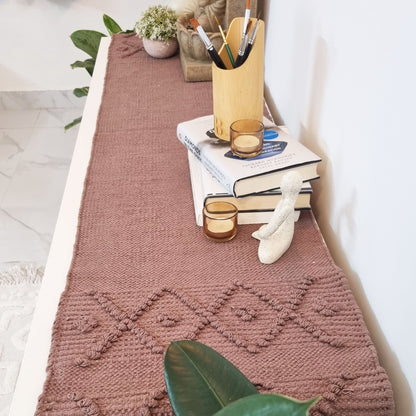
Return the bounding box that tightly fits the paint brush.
[190,18,226,69]
[234,19,252,67]
[242,0,252,36]
[215,16,235,68]
[234,0,252,67]
[240,17,260,65]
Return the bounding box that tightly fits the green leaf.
[164,340,258,416]
[103,14,123,35]
[64,116,82,130]
[213,393,321,416]
[70,30,106,59]
[70,58,95,76]
[73,87,89,97]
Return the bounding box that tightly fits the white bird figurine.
[252,171,303,264]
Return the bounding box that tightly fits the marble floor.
[0,91,85,271]
[0,90,85,415]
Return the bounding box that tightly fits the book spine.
[177,126,235,195]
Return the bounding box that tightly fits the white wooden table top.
[10,37,111,416]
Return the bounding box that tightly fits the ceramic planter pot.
[142,38,178,59]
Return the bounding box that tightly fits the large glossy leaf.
[164,340,258,416]
[213,393,321,416]
[70,30,106,59]
[103,14,122,35]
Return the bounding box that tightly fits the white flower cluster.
[135,5,177,42]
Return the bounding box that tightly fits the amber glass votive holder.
[203,201,238,242]
[230,119,264,158]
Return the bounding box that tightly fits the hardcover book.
[187,151,303,226]
[177,115,321,197]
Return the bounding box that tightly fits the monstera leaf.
[164,340,258,416]
[213,393,320,416]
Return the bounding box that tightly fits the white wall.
[1,0,414,414]
[0,0,159,91]
[263,0,416,415]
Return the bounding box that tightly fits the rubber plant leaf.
[212,393,321,416]
[70,59,95,76]
[103,14,123,36]
[164,340,258,416]
[70,30,106,60]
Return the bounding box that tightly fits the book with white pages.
[187,151,304,226]
[178,115,321,197]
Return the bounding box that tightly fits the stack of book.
[177,115,321,226]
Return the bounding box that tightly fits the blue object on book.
[206,129,278,141]
[224,141,288,161]
[264,130,279,140]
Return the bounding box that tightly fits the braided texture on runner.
[35,34,394,415]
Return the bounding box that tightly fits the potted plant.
[135,5,179,58]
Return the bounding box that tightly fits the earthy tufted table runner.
[35,34,394,415]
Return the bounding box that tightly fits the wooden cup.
[212,17,264,141]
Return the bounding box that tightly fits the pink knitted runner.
[36,34,394,415]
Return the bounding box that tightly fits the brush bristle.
[190,18,199,31]
[246,20,253,32]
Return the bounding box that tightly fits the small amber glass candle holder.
[230,119,264,158]
[203,201,238,242]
